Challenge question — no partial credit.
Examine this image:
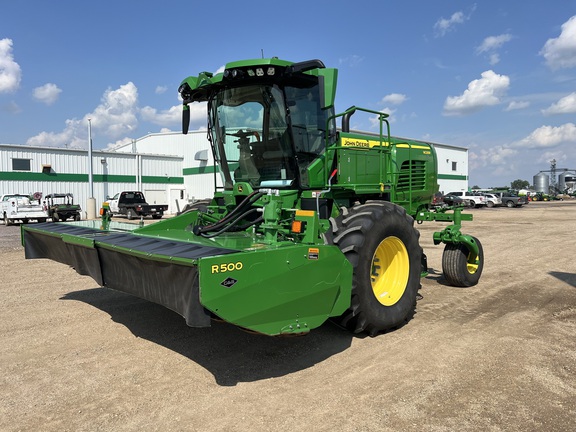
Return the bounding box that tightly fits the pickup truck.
[494,192,527,208]
[105,191,168,220]
[445,191,487,208]
[1,193,49,225]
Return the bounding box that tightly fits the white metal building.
[0,144,185,217]
[431,142,469,193]
[117,131,470,198]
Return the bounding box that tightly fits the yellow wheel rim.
[371,236,410,306]
[467,252,480,274]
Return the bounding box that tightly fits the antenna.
[261,49,264,59]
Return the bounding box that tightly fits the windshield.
[208,82,333,190]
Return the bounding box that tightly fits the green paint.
[438,174,468,180]
[0,171,183,184]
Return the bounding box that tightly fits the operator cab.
[180,59,337,191]
[210,82,333,190]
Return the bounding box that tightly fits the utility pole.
[86,118,96,219]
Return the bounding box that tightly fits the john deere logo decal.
[221,277,238,288]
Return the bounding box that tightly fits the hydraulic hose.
[193,191,264,235]
[198,208,262,238]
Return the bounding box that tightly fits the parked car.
[430,192,464,209]
[443,194,464,207]
[445,191,486,208]
[494,192,527,208]
[482,193,502,208]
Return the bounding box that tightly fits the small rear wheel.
[442,236,484,287]
[506,200,514,208]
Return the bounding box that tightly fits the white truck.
[105,191,168,220]
[1,194,49,225]
[445,191,487,208]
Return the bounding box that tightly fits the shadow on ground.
[549,271,576,288]
[61,287,353,386]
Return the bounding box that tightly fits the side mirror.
[182,105,190,135]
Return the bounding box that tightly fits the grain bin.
[533,172,549,193]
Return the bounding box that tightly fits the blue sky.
[1,1,576,188]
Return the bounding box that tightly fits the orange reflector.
[99,208,104,215]
[291,220,303,233]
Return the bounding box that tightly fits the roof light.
[256,68,264,76]
[247,69,255,77]
[267,67,275,76]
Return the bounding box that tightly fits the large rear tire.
[442,236,484,287]
[127,209,135,220]
[329,201,422,336]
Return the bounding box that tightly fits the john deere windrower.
[22,58,483,336]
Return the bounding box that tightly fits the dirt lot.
[1,201,575,432]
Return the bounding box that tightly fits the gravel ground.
[1,201,575,432]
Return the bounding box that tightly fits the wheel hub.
[371,236,409,306]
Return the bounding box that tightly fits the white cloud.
[105,137,133,151]
[90,82,139,138]
[155,85,167,94]
[476,34,513,53]
[505,100,530,111]
[140,105,181,125]
[27,82,140,148]
[541,92,576,115]
[33,83,62,105]
[369,108,396,127]
[443,70,510,116]
[381,93,407,105]
[24,81,207,149]
[488,53,500,65]
[540,15,576,70]
[141,102,207,129]
[510,123,576,149]
[476,34,512,65]
[434,11,465,36]
[0,38,21,93]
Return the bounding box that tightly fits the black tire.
[506,200,514,208]
[442,236,484,287]
[152,214,162,219]
[486,201,494,208]
[468,200,476,207]
[4,213,10,226]
[38,218,46,223]
[329,201,422,336]
[74,214,81,221]
[127,209,135,220]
